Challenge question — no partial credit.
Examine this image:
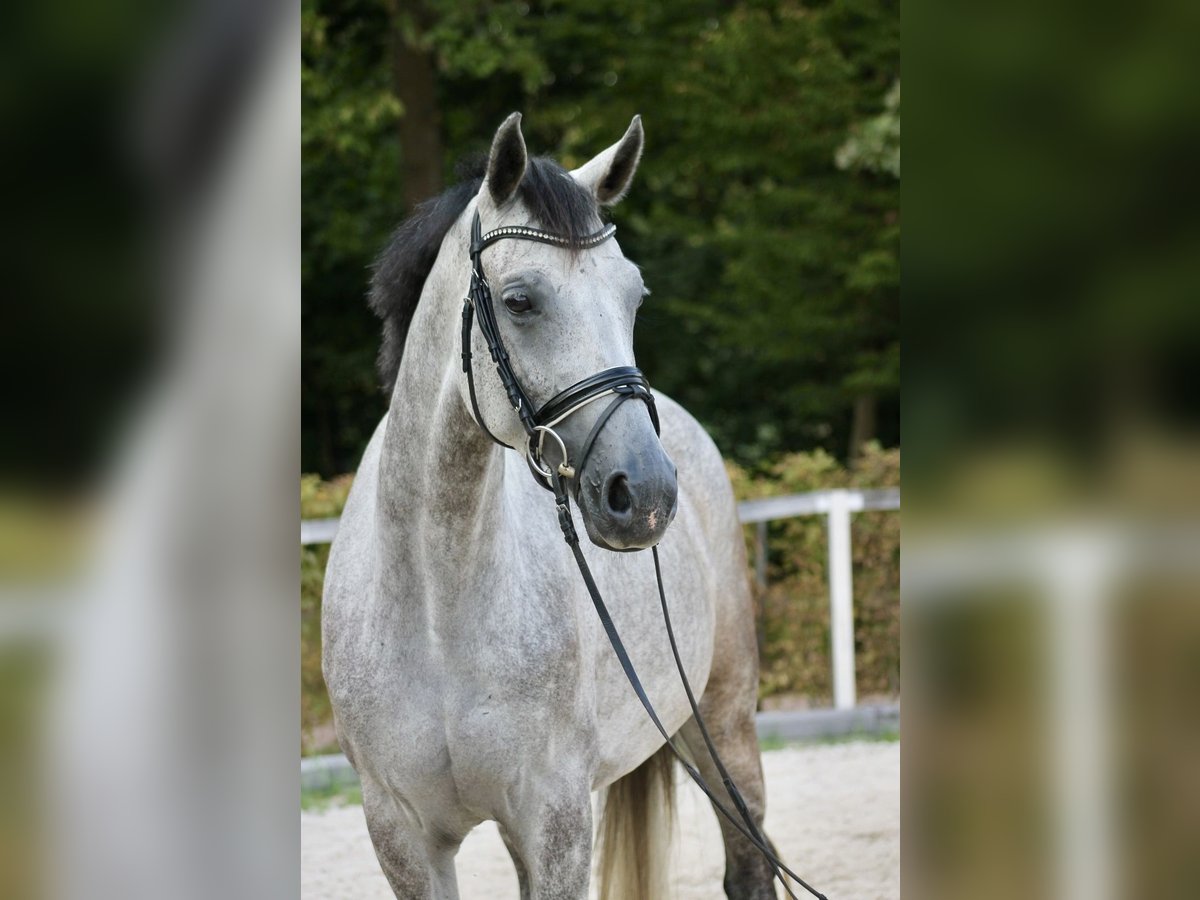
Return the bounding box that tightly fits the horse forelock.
[368,155,600,395]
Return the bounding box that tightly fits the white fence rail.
[301,487,900,712]
[301,518,340,545]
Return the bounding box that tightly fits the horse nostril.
[605,473,632,515]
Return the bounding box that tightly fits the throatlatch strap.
[461,299,512,449]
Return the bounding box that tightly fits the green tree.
[302,0,900,474]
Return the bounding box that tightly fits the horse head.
[463,113,678,551]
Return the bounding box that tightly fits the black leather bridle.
[459,207,827,900]
[461,210,659,492]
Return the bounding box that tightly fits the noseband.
[460,210,659,490]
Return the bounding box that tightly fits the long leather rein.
[460,209,827,900]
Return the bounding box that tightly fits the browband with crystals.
[472,221,617,255]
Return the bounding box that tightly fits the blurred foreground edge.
[0,3,302,899]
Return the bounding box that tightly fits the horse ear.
[486,112,528,206]
[571,115,644,206]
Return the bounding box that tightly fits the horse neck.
[375,221,508,572]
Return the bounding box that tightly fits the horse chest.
[382,577,589,722]
[367,609,592,817]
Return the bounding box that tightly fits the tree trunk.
[391,16,442,212]
[849,393,877,462]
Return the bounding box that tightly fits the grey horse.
[322,113,778,899]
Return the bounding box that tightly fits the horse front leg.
[496,780,593,900]
[361,777,463,900]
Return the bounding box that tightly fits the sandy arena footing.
[302,740,899,899]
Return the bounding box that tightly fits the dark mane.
[368,155,600,394]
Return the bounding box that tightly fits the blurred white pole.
[1048,533,1115,900]
[827,490,856,710]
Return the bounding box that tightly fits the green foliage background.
[303,0,900,473]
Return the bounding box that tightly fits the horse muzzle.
[575,439,678,551]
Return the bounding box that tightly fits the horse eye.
[503,293,533,314]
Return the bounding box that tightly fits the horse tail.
[595,743,676,900]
